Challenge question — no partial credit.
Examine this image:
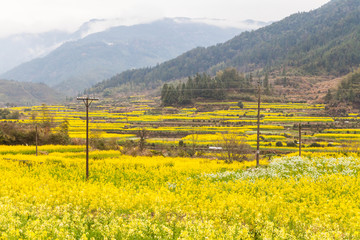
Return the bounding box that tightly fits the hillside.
[0,79,63,106]
[89,0,360,96]
[0,18,262,95]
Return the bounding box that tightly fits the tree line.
[161,68,255,106]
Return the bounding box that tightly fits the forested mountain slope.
[90,0,360,95]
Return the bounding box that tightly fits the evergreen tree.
[161,83,169,101]
[324,89,333,102]
[160,69,252,105]
[263,72,269,88]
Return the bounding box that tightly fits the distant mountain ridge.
[0,18,147,74]
[0,79,63,106]
[0,31,70,75]
[89,0,360,95]
[0,18,267,95]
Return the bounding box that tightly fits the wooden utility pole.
[256,83,261,167]
[35,125,38,156]
[77,96,99,180]
[299,123,302,157]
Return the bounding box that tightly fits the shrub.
[309,142,321,148]
[286,141,297,147]
[237,101,244,109]
[276,141,283,147]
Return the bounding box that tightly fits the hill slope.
[1,18,261,95]
[89,0,360,95]
[0,79,63,106]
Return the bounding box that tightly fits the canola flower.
[0,146,360,239]
[314,133,360,140]
[244,102,325,110]
[0,144,85,155]
[324,128,360,133]
[264,116,334,123]
[4,103,355,156]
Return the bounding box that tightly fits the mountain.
[0,79,63,107]
[0,18,138,75]
[0,18,267,95]
[0,31,71,74]
[89,0,360,96]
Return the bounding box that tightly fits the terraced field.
[6,100,359,156]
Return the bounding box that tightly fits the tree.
[263,72,269,88]
[161,83,169,102]
[160,68,251,106]
[138,128,147,152]
[334,71,360,108]
[324,89,333,102]
[237,101,244,109]
[185,131,198,157]
[263,72,271,95]
[218,133,252,163]
[40,104,54,135]
[0,109,20,119]
[59,118,69,135]
[162,84,178,106]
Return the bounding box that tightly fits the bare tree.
[138,128,147,152]
[187,130,198,157]
[218,133,252,163]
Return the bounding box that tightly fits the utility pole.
[299,123,302,157]
[77,96,99,180]
[35,125,38,156]
[256,82,261,167]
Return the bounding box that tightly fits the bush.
[286,141,297,147]
[276,141,283,147]
[237,101,244,109]
[47,132,71,145]
[309,142,321,148]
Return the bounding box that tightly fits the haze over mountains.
[89,0,360,98]
[1,0,359,107]
[0,18,267,96]
[0,19,123,74]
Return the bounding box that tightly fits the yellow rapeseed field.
[0,145,359,239]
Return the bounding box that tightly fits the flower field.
[1,100,360,238]
[4,101,360,155]
[1,146,360,239]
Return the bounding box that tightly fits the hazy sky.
[0,0,331,37]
